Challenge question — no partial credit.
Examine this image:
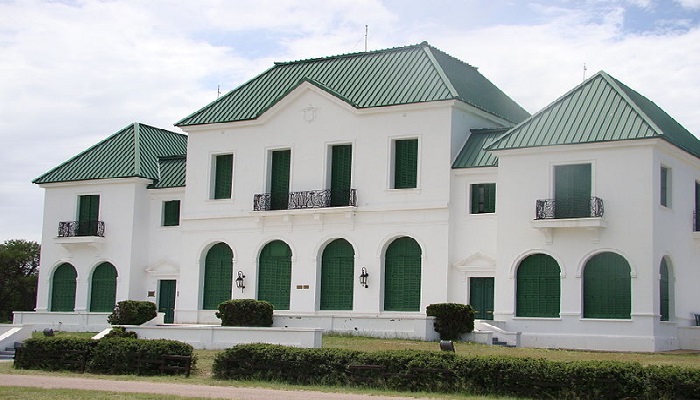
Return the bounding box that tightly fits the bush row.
[213,344,700,399]
[14,336,194,375]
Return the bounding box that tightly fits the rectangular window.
[330,144,352,206]
[554,163,591,218]
[270,149,291,210]
[213,154,233,199]
[695,182,700,231]
[77,194,100,236]
[660,166,671,207]
[393,138,418,189]
[470,183,496,214]
[162,200,181,227]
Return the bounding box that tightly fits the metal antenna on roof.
[582,63,587,82]
[217,85,221,98]
[364,25,368,52]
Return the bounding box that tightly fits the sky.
[1,0,700,243]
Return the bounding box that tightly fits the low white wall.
[13,311,111,332]
[124,325,322,349]
[678,327,700,350]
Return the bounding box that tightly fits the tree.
[0,239,40,322]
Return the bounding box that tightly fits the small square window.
[163,200,180,227]
[470,183,496,214]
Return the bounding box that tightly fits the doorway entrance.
[158,280,176,324]
[470,277,494,320]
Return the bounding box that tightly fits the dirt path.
[1,374,433,400]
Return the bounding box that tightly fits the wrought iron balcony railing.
[58,220,105,237]
[253,189,357,211]
[535,197,604,220]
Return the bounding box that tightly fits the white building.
[24,43,700,351]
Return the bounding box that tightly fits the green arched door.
[258,240,292,310]
[51,263,77,312]
[384,237,421,311]
[320,239,354,310]
[516,254,560,317]
[203,243,233,310]
[89,262,117,312]
[583,252,631,319]
[660,258,670,321]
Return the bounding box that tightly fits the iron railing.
[253,189,357,211]
[535,197,604,220]
[58,220,105,237]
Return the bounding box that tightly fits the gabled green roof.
[452,128,509,168]
[488,71,700,158]
[176,42,530,127]
[33,123,188,185]
[148,156,187,189]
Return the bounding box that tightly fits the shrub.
[216,299,273,327]
[102,326,138,339]
[87,337,194,375]
[107,300,157,325]
[426,303,475,340]
[13,337,95,371]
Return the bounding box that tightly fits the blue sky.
[1,0,700,243]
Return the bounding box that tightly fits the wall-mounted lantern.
[235,271,246,291]
[359,267,369,288]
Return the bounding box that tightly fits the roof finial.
[217,85,221,98]
[582,63,587,82]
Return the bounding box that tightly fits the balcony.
[531,197,605,244]
[535,197,604,220]
[253,189,357,211]
[58,220,105,237]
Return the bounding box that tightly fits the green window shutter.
[583,252,631,319]
[89,262,117,312]
[660,166,671,207]
[258,240,292,310]
[471,183,496,214]
[394,139,418,189]
[384,237,421,311]
[320,239,354,310]
[660,259,670,321]
[78,195,100,236]
[51,263,77,312]
[554,164,591,218]
[202,243,233,310]
[516,254,560,317]
[163,200,181,227]
[270,150,291,210]
[214,154,233,199]
[330,145,352,207]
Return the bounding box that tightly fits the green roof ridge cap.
[421,45,459,99]
[271,42,426,66]
[133,122,141,176]
[597,71,664,138]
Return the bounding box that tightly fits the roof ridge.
[272,42,427,66]
[134,122,141,176]
[421,45,459,98]
[597,72,664,138]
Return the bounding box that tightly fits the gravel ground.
[0,374,434,400]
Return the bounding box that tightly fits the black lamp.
[235,271,245,291]
[359,267,369,288]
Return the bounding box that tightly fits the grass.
[0,386,217,400]
[3,333,698,399]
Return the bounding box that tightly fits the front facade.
[27,43,700,351]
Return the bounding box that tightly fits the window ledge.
[54,236,105,249]
[531,217,606,244]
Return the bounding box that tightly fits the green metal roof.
[33,123,187,185]
[148,156,187,189]
[176,42,530,127]
[452,128,509,168]
[488,71,700,158]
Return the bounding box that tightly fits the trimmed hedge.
[107,300,157,325]
[426,303,475,340]
[216,299,273,327]
[213,343,700,399]
[14,336,194,376]
[102,326,138,339]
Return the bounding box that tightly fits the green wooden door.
[258,240,292,310]
[89,262,117,312]
[470,277,494,320]
[159,280,176,324]
[516,254,560,317]
[384,237,421,311]
[583,252,631,319]
[330,145,352,206]
[78,195,99,236]
[51,263,77,312]
[270,150,291,210]
[320,239,354,310]
[554,164,591,218]
[660,258,670,321]
[394,139,418,189]
[202,243,233,310]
